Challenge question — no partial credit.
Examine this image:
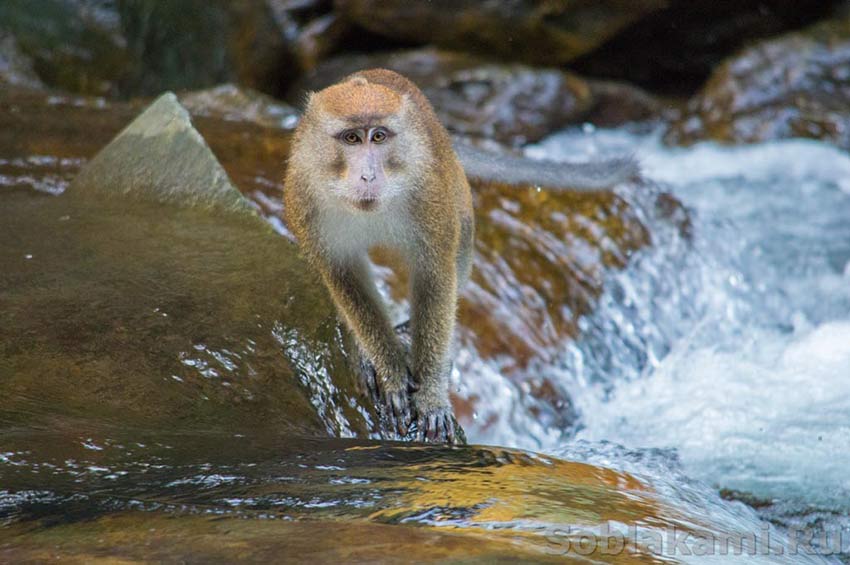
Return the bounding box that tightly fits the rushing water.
[473,128,850,559]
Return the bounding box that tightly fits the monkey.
[285,69,471,443]
[284,68,637,444]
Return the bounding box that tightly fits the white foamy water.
[463,129,850,562]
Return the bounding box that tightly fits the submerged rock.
[665,16,850,150]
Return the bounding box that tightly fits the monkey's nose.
[360,172,376,183]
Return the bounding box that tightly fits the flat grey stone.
[70,92,254,213]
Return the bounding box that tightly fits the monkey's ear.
[348,76,368,87]
[303,91,316,110]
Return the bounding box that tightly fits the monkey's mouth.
[349,196,379,211]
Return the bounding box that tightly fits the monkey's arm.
[453,141,639,190]
[410,251,459,442]
[316,255,416,429]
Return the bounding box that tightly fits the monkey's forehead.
[312,81,404,122]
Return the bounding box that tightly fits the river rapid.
[464,127,850,561]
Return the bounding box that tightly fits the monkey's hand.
[414,406,459,444]
[412,385,464,444]
[379,367,418,436]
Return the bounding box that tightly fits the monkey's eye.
[341,130,361,144]
[371,129,388,143]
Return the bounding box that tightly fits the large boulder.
[572,0,842,95]
[334,0,666,66]
[665,16,850,150]
[0,0,314,98]
[0,91,389,440]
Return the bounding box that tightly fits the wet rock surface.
[0,431,692,564]
[572,0,842,96]
[335,0,667,67]
[665,16,850,150]
[0,91,378,441]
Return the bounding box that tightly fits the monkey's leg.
[410,258,460,444]
[456,215,475,290]
[317,256,417,433]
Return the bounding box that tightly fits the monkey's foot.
[413,407,465,445]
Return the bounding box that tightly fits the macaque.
[284,68,637,444]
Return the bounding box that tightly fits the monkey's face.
[300,80,428,213]
[332,124,399,212]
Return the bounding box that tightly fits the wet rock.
[0,91,367,437]
[0,31,44,90]
[584,80,666,128]
[179,84,300,130]
[372,177,655,372]
[335,0,666,66]
[0,0,132,95]
[573,0,843,96]
[0,433,701,564]
[0,0,305,98]
[291,48,596,145]
[665,17,850,150]
[69,92,254,213]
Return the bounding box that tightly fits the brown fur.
[284,69,474,443]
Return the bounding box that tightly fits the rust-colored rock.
[372,178,653,375]
[665,16,850,150]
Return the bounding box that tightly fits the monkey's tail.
[453,141,640,191]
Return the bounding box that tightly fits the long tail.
[453,141,640,190]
